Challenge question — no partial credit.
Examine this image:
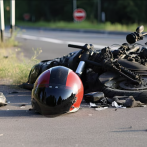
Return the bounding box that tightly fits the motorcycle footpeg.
[84,92,104,103]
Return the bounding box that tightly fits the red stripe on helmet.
[36,69,51,87]
[66,70,84,111]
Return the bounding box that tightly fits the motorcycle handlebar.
[68,44,84,49]
[85,60,102,67]
[68,44,91,51]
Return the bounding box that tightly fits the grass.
[0,33,19,49]
[0,35,41,85]
[16,20,144,32]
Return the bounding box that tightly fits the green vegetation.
[0,35,41,85]
[16,21,142,32]
[0,34,19,48]
[0,48,41,85]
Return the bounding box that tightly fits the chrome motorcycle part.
[76,61,85,76]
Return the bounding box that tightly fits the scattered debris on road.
[84,92,146,111]
[95,107,108,111]
[8,91,18,94]
[20,104,26,108]
[0,92,7,106]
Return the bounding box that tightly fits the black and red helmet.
[31,66,84,115]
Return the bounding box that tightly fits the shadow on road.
[0,109,43,117]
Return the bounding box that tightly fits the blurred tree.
[77,0,97,22]
[4,0,10,23]
[115,0,141,23]
[103,0,147,24]
[3,0,147,24]
[28,0,73,21]
[15,0,29,20]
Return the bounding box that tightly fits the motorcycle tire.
[103,87,147,104]
[99,73,147,103]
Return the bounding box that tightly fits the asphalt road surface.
[0,28,147,147]
[6,28,132,60]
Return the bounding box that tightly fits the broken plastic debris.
[112,101,120,107]
[8,91,18,94]
[20,104,26,108]
[141,105,146,107]
[112,101,126,108]
[80,104,89,107]
[29,108,33,111]
[20,106,25,109]
[20,104,26,107]
[90,102,97,108]
[95,107,108,111]
[0,92,7,106]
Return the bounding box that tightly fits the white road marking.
[39,37,64,44]
[5,33,110,49]
[93,44,107,49]
[19,34,38,40]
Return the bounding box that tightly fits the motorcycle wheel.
[101,74,147,103]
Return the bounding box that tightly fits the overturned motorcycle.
[22,26,147,115]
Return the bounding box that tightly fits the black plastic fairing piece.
[85,60,102,67]
[118,59,147,70]
[84,92,104,103]
[68,50,82,71]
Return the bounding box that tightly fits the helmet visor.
[33,86,76,115]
